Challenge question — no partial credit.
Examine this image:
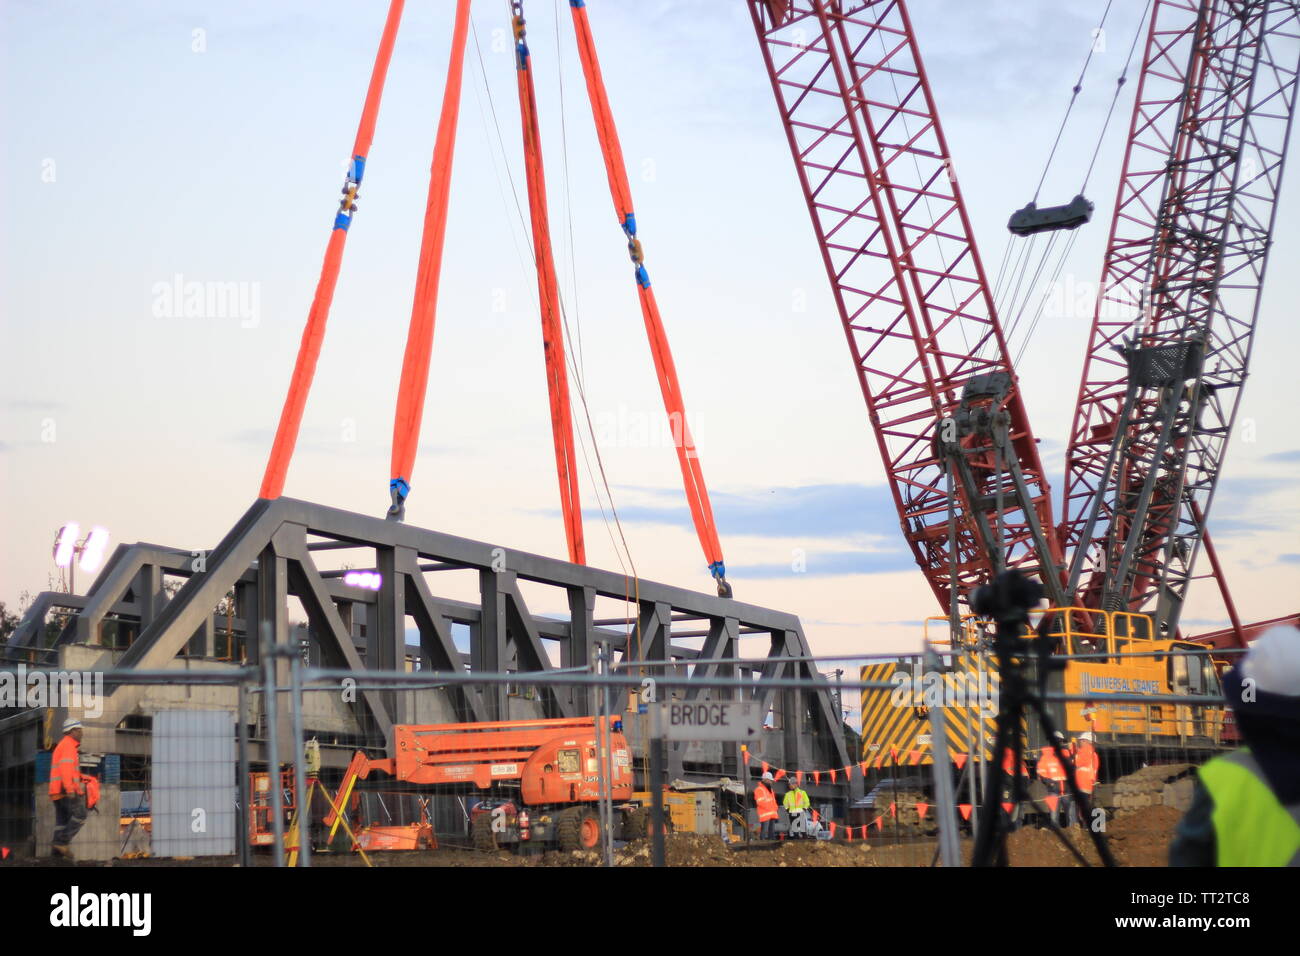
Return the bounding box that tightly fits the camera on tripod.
[970,569,1043,626]
[967,569,1115,866]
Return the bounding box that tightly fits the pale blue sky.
[2,0,1297,656]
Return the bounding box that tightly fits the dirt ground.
[988,805,1183,867]
[12,806,1183,868]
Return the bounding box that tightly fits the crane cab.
[1032,608,1225,749]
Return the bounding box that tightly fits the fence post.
[237,678,251,868]
[262,623,285,868]
[650,705,666,868]
[591,642,614,867]
[601,645,615,867]
[290,652,310,867]
[925,644,962,868]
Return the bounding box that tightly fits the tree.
[0,601,20,643]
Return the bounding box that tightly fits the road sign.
[655,700,761,742]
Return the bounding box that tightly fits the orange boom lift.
[322,716,659,853]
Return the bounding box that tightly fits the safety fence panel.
[0,648,1236,867]
[0,669,251,864]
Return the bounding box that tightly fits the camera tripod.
[969,570,1116,868]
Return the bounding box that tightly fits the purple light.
[79,527,110,573]
[344,570,382,591]
[53,524,80,568]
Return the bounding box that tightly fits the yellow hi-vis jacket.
[1200,749,1300,867]
[783,787,810,813]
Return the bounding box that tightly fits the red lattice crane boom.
[751,0,1299,634]
[1062,0,1300,638]
[749,0,1066,613]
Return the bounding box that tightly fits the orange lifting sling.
[260,0,406,501]
[260,0,729,596]
[387,0,473,520]
[512,5,585,564]
[568,0,730,595]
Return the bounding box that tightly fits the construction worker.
[783,777,811,838]
[1171,626,1300,866]
[999,742,1030,829]
[1072,731,1100,827]
[49,718,86,858]
[1080,700,1100,733]
[1036,732,1069,826]
[754,771,778,840]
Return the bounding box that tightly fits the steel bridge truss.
[4,497,850,781]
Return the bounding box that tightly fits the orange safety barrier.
[387,0,473,519]
[260,0,406,501]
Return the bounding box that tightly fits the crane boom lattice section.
[1067,0,1300,636]
[750,0,1062,612]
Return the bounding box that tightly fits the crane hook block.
[1007,194,1094,236]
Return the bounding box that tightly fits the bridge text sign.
[655,700,761,742]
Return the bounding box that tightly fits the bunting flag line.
[743,745,984,789]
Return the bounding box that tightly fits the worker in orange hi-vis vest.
[999,742,1030,829]
[49,718,87,858]
[1080,700,1108,734]
[754,771,779,841]
[1036,731,1069,827]
[1072,732,1101,827]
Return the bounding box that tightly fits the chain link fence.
[0,639,1239,868]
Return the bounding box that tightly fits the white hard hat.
[1242,626,1300,697]
[1078,731,1094,743]
[761,771,774,781]
[62,718,83,733]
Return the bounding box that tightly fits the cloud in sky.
[1206,475,1298,538]
[730,549,915,580]
[551,480,918,578]
[596,481,904,541]
[592,482,917,579]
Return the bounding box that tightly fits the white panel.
[151,710,236,858]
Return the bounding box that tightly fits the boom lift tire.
[625,807,672,840]
[557,806,602,851]
[472,812,501,852]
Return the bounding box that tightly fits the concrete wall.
[33,785,120,861]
